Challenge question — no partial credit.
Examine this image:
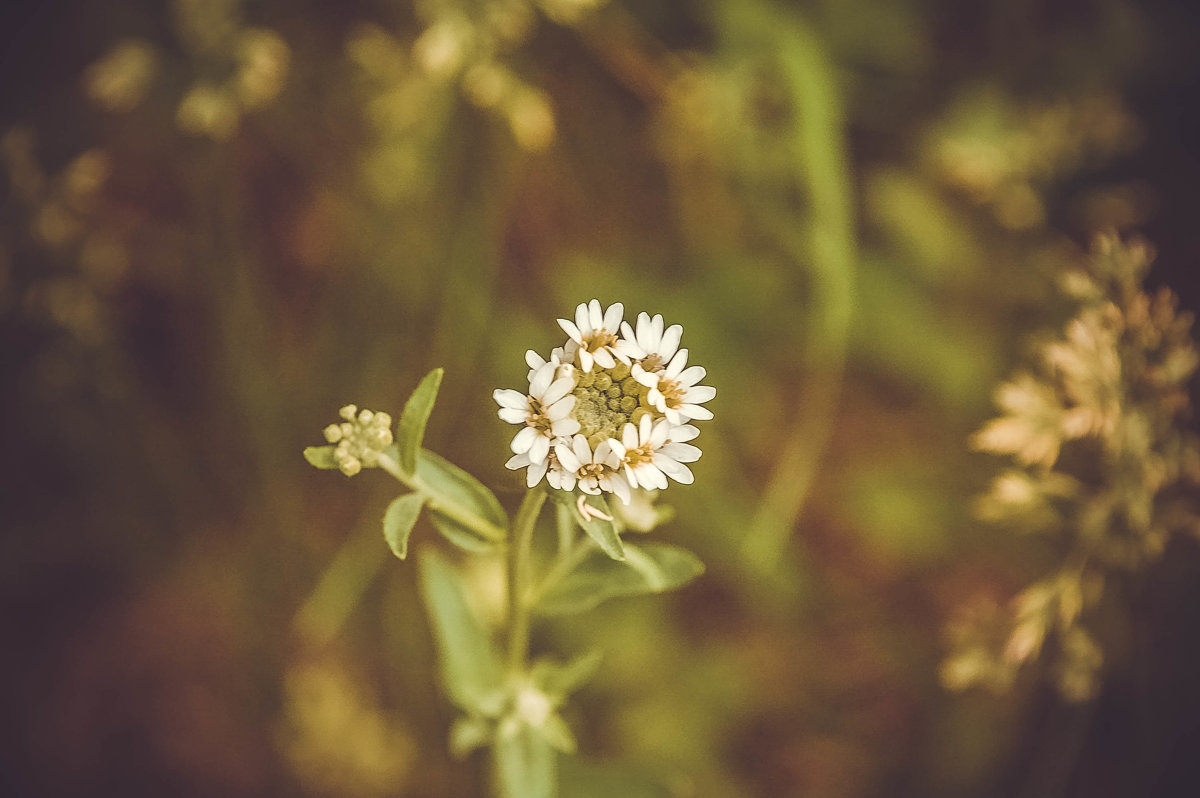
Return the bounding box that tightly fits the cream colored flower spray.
[305,300,713,797]
[943,236,1200,701]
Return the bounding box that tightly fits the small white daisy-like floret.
[494,362,580,467]
[558,299,626,373]
[618,312,683,365]
[633,347,715,425]
[554,434,631,504]
[525,346,573,382]
[609,415,699,490]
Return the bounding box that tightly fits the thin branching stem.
[506,485,547,674]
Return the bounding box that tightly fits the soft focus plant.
[943,234,1200,701]
[305,300,712,797]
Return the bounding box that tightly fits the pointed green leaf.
[397,368,444,476]
[303,445,338,469]
[539,713,578,754]
[535,543,705,616]
[429,509,501,553]
[417,549,505,713]
[572,494,624,561]
[416,448,507,543]
[494,724,556,798]
[382,493,425,559]
[531,650,602,699]
[450,716,494,759]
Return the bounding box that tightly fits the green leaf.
[429,509,500,553]
[531,650,602,699]
[539,713,578,754]
[535,543,705,616]
[450,716,493,758]
[572,494,624,561]
[416,448,508,544]
[397,367,444,476]
[494,725,556,798]
[417,549,505,713]
[382,493,425,559]
[303,445,338,469]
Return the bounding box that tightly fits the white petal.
[525,350,546,370]
[530,362,555,397]
[659,324,682,360]
[686,385,716,403]
[609,473,631,504]
[634,313,651,347]
[556,442,581,472]
[494,389,528,410]
[624,463,641,488]
[558,317,582,343]
[615,338,643,359]
[608,437,627,459]
[592,348,615,369]
[634,367,658,388]
[662,442,701,463]
[505,452,531,470]
[543,376,575,405]
[648,387,667,412]
[603,302,623,331]
[550,417,580,437]
[669,424,700,443]
[587,299,603,330]
[578,349,594,373]
[622,422,639,450]
[655,456,694,484]
[639,413,653,443]
[499,407,529,424]
[676,365,706,388]
[526,459,548,488]
[545,394,574,420]
[559,472,577,492]
[571,434,592,466]
[679,404,713,421]
[665,348,688,378]
[511,425,539,453]
[636,463,667,490]
[529,434,552,465]
[649,418,671,447]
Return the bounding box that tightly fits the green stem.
[376,452,507,543]
[506,486,547,673]
[529,534,596,609]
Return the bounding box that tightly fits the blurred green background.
[3,0,1200,796]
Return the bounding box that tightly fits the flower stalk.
[506,485,547,674]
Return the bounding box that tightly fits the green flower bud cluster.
[570,361,654,448]
[323,404,394,476]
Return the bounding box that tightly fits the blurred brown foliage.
[3,1,1200,796]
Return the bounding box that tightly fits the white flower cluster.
[494,300,715,505]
